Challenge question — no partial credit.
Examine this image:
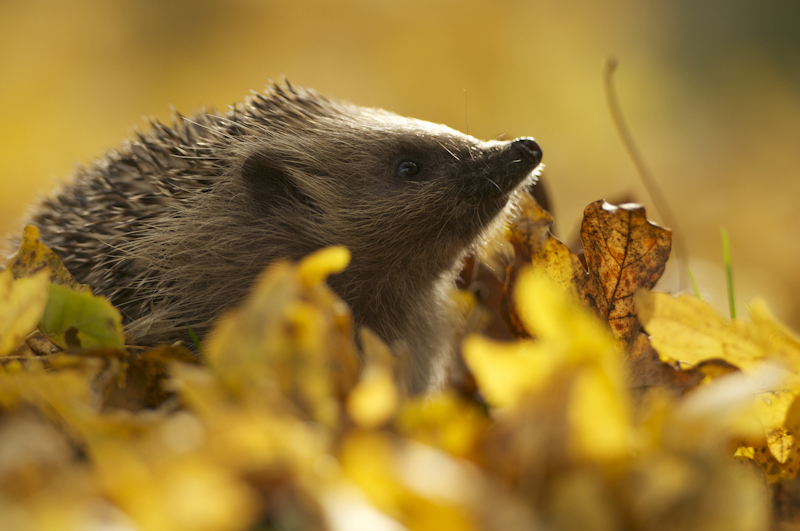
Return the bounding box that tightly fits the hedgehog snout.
[511,137,542,166]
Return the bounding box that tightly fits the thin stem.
[603,56,688,292]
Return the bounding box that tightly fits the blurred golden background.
[2,0,799,327]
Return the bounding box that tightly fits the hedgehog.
[13,82,542,392]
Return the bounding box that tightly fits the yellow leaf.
[205,261,302,383]
[637,291,800,391]
[569,366,632,461]
[503,194,586,337]
[465,270,624,412]
[768,394,800,477]
[340,433,404,515]
[462,335,557,408]
[677,366,782,444]
[635,289,800,479]
[749,299,800,373]
[6,225,90,292]
[360,326,398,371]
[0,270,49,355]
[94,447,257,531]
[636,291,764,370]
[516,268,617,363]
[767,428,793,464]
[299,245,351,288]
[348,366,399,429]
[348,328,400,429]
[340,433,479,531]
[0,360,97,424]
[205,253,357,427]
[397,392,489,460]
[0,415,112,531]
[752,391,797,437]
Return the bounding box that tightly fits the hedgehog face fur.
[22,83,542,392]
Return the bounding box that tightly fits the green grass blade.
[186,323,208,363]
[687,267,702,300]
[721,228,736,320]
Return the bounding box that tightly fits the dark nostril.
[512,137,542,165]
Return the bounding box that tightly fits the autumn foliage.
[2,196,800,530]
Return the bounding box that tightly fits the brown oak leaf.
[581,201,672,342]
[505,197,671,344]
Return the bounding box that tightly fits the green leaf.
[39,283,124,350]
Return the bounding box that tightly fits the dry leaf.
[298,245,351,288]
[635,291,800,382]
[3,226,124,352]
[25,331,63,357]
[103,345,198,410]
[6,226,90,292]
[637,290,800,480]
[0,215,778,531]
[504,193,585,337]
[0,270,49,356]
[92,444,258,531]
[457,255,511,341]
[468,269,632,464]
[396,391,490,462]
[204,248,358,427]
[626,333,703,397]
[339,432,483,531]
[504,197,671,343]
[347,329,400,429]
[580,201,671,342]
[462,335,556,409]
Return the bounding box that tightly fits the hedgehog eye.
[396,160,421,180]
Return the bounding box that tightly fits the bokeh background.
[2,0,799,328]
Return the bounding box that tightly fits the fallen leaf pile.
[1,195,798,530]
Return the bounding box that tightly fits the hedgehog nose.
[512,137,542,166]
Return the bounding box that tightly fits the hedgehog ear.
[240,153,318,214]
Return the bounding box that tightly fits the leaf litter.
[0,193,798,530]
